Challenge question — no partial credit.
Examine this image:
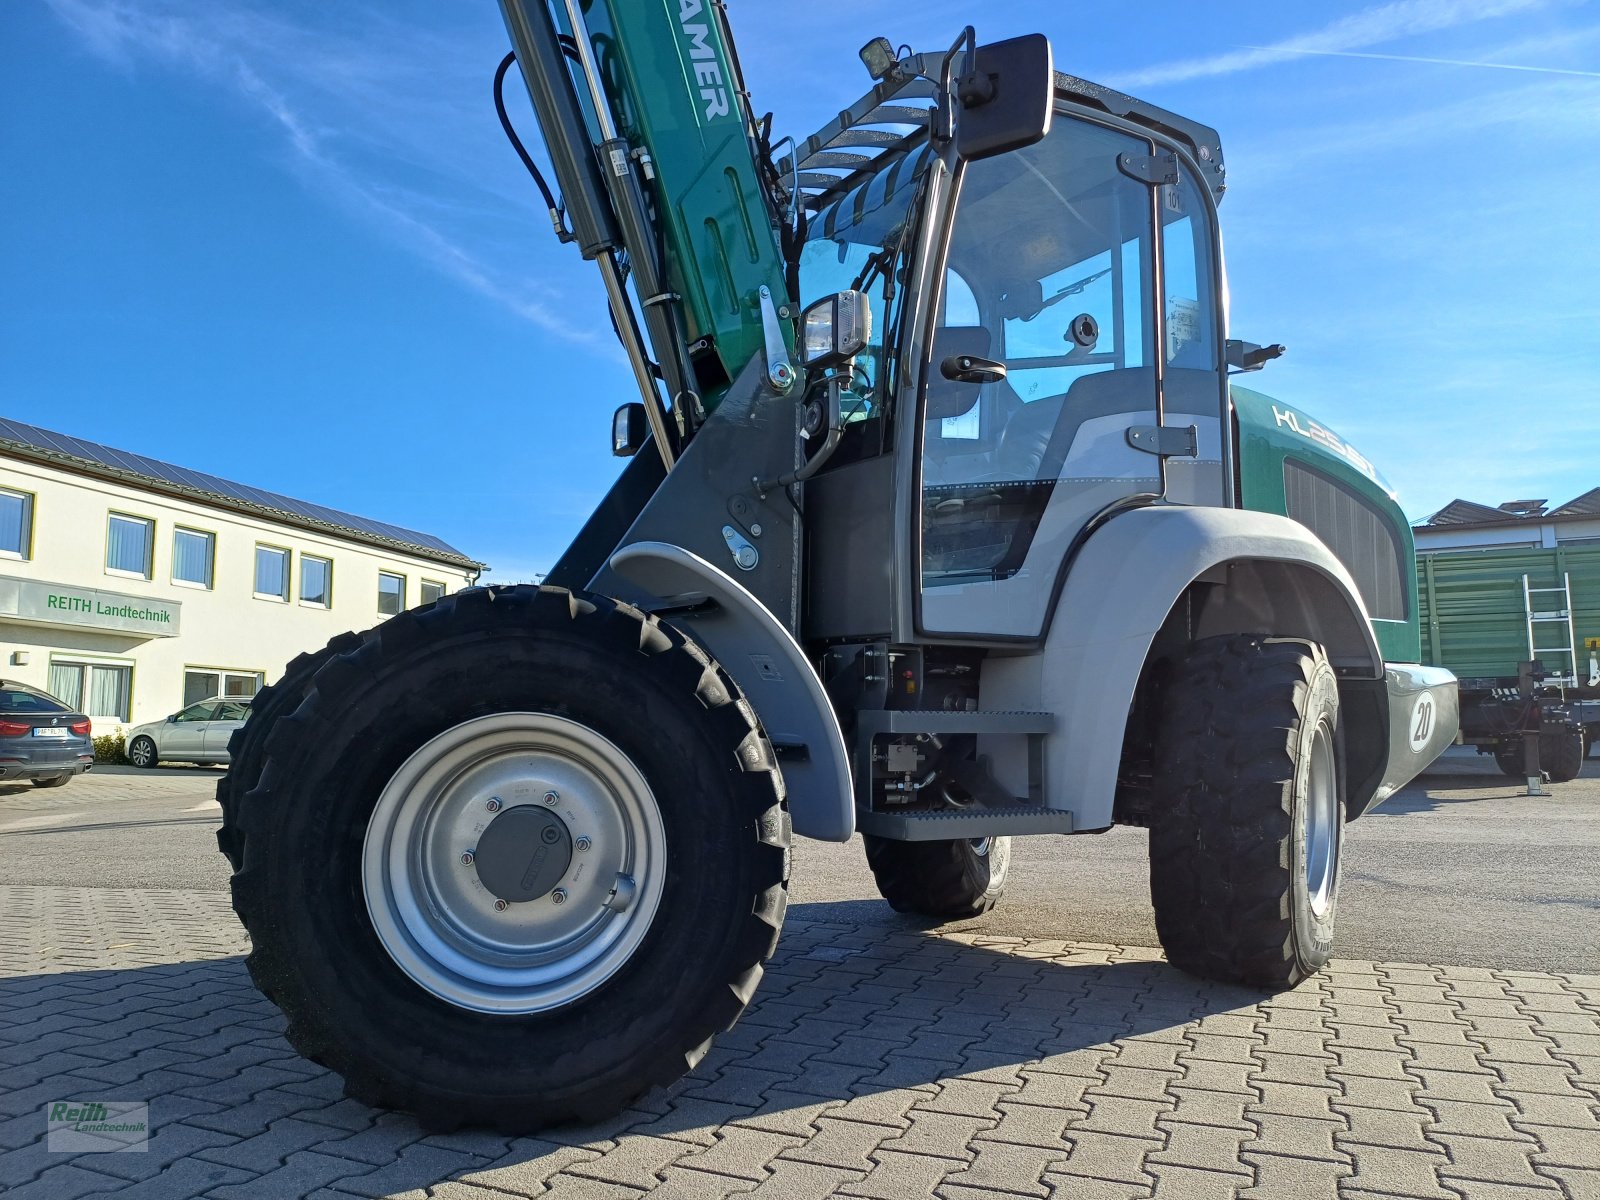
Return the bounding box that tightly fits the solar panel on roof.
[0,416,474,564]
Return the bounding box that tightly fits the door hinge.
[1116,151,1179,187]
[1126,424,1198,458]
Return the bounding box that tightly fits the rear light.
[71,719,91,736]
[0,721,30,737]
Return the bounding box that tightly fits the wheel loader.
[217,0,1460,1129]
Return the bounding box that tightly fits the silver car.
[126,697,251,768]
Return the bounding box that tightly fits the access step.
[856,804,1074,841]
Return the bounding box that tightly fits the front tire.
[1149,635,1344,989]
[127,737,157,769]
[863,835,1011,919]
[223,585,789,1131]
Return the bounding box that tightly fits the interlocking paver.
[1240,1151,1352,1199]
[4,862,1598,1200]
[943,1139,1061,1197]
[838,1148,964,1198]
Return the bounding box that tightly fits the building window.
[172,527,215,589]
[184,668,262,708]
[1283,458,1408,621]
[0,488,34,560]
[378,571,405,616]
[420,579,446,605]
[255,545,290,601]
[48,660,132,722]
[106,513,154,578]
[301,555,332,607]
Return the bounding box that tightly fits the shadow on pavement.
[90,765,226,779]
[0,899,1268,1193]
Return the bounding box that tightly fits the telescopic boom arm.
[496,0,797,467]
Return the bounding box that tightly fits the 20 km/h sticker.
[1409,693,1437,753]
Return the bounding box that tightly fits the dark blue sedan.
[0,681,93,788]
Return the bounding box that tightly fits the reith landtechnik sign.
[0,576,181,638]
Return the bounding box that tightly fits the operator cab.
[799,77,1230,645]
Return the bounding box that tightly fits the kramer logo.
[46,1100,148,1152]
[1271,404,1378,483]
[677,0,731,122]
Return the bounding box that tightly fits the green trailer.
[1416,544,1600,779]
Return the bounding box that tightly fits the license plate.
[32,727,69,738]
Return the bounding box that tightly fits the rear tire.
[127,737,157,769]
[1149,635,1343,989]
[216,632,362,869]
[863,835,1011,919]
[222,585,789,1131]
[1494,726,1586,783]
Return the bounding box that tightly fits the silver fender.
[980,506,1384,831]
[606,541,854,841]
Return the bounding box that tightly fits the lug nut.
[485,797,501,813]
[551,888,568,905]
[460,851,475,866]
[575,836,592,853]
[543,791,559,805]
[494,899,508,911]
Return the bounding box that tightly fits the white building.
[1414,489,1600,551]
[0,417,484,728]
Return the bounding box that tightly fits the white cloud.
[44,0,599,344]
[1252,45,1600,78]
[1112,0,1551,88]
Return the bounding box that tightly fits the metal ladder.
[1523,573,1578,687]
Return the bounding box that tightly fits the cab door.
[914,111,1227,641]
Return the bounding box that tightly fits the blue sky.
[4,0,1598,581]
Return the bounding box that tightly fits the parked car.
[0,680,94,787]
[126,697,251,768]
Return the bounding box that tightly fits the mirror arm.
[933,26,976,142]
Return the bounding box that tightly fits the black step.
[857,805,1074,841]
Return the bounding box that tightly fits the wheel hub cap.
[473,805,573,903]
[361,712,666,1015]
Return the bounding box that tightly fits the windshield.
[797,151,928,430]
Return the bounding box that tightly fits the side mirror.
[956,34,1054,162]
[611,403,649,457]
[167,714,177,723]
[1226,339,1286,372]
[800,290,871,370]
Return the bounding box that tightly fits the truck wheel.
[1493,741,1524,778]
[1493,726,1586,783]
[215,632,362,869]
[223,585,789,1130]
[1149,635,1343,989]
[863,835,1010,919]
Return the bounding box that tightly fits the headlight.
[798,290,871,369]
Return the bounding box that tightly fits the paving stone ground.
[1,883,1597,1200]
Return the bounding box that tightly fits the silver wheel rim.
[1304,723,1339,918]
[362,712,666,1015]
[131,740,152,766]
[970,837,991,856]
